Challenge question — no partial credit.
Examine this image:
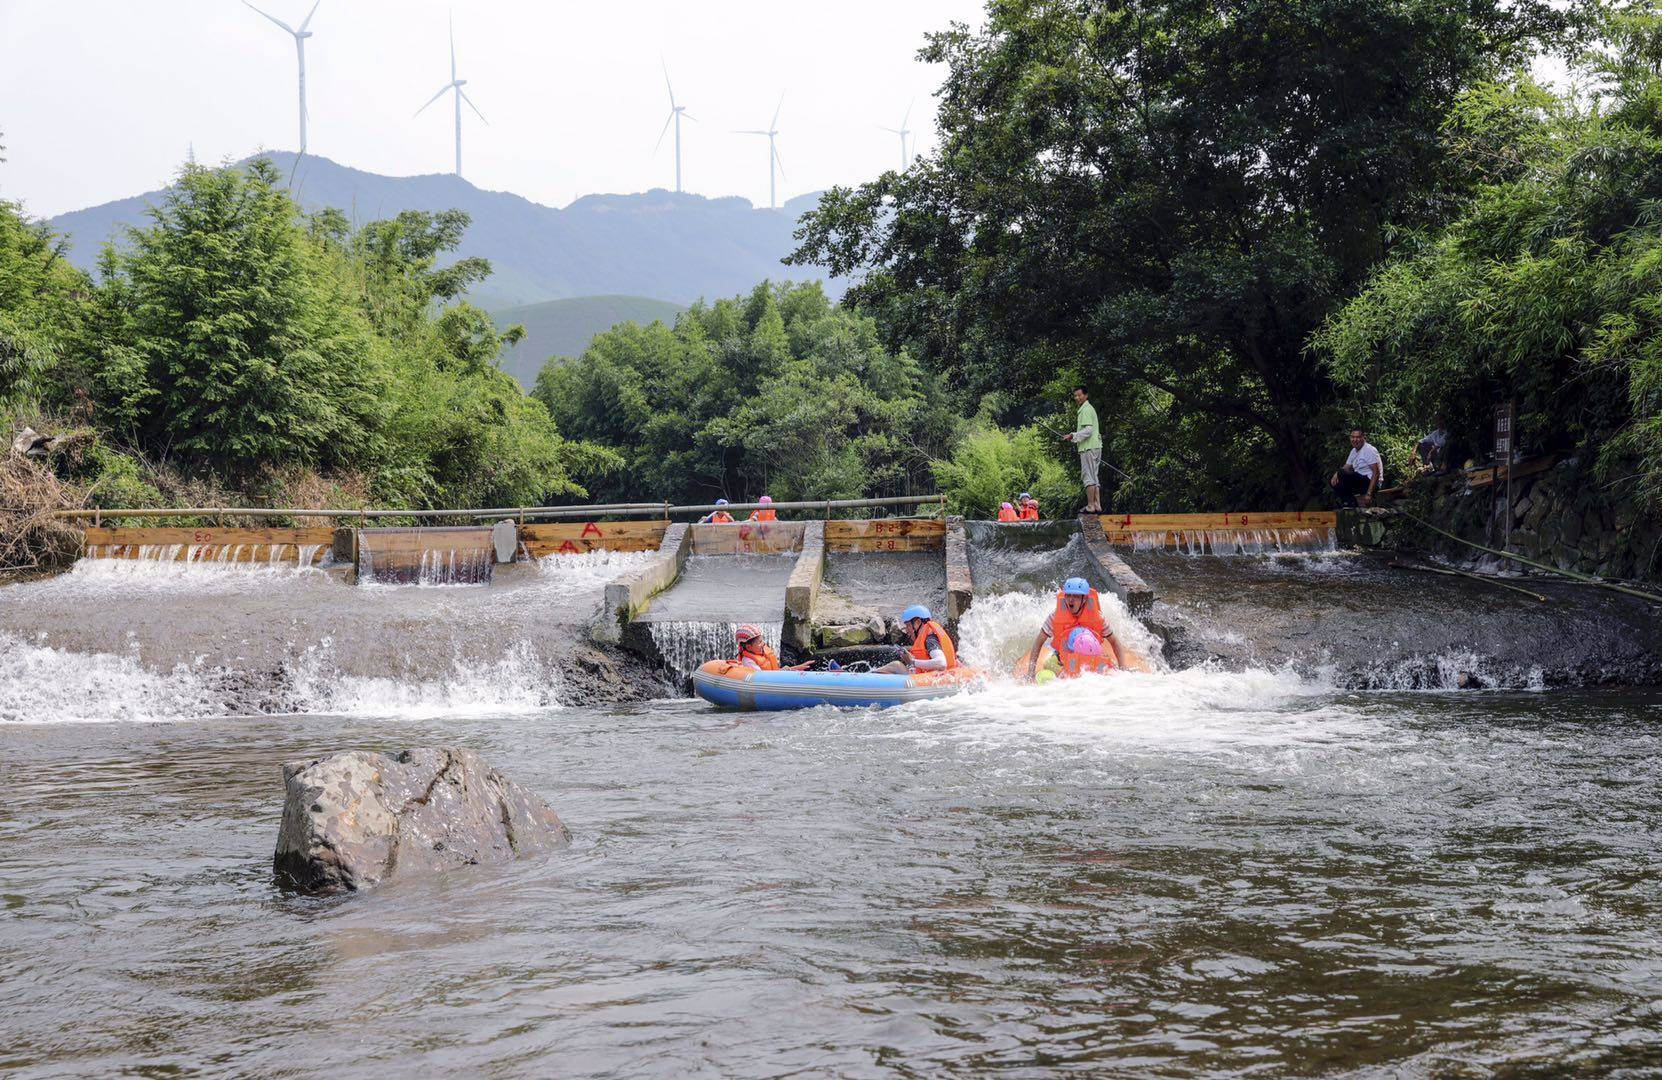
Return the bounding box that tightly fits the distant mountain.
[490,295,684,388]
[46,152,839,310]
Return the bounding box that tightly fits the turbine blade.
[662,57,676,108]
[654,112,675,153]
[681,112,697,123]
[243,1,295,34]
[414,84,449,117]
[771,92,784,130]
[449,12,457,82]
[736,129,769,135]
[460,87,488,124]
[298,0,321,32]
[902,98,913,129]
[773,143,786,180]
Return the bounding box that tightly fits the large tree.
[791,0,1579,502]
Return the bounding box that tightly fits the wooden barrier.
[824,518,946,553]
[80,526,334,563]
[1096,511,1336,547]
[689,521,806,555]
[519,520,669,557]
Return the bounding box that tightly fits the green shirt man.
[1062,386,1104,513]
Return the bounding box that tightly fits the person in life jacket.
[875,604,959,674]
[732,624,780,670]
[996,501,1019,522]
[1017,493,1041,521]
[700,498,735,524]
[1024,577,1123,679]
[749,494,778,522]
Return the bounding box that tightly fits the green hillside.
[490,295,684,388]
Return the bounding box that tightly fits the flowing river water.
[3,545,1662,1075]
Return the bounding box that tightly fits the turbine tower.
[736,94,786,210]
[881,101,914,170]
[243,0,322,154]
[655,60,696,193]
[415,14,487,177]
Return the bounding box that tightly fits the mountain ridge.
[46,152,839,310]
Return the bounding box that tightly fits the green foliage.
[0,200,89,411]
[534,281,957,503]
[1319,12,1662,506]
[791,0,1583,505]
[931,423,1076,519]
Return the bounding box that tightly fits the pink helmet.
[759,495,773,504]
[734,624,763,643]
[1067,628,1103,656]
[1001,501,1014,511]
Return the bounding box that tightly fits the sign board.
[1494,402,1514,460]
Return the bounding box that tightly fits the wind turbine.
[415,14,487,177]
[881,100,914,170]
[243,0,321,154]
[736,94,785,210]
[655,61,696,193]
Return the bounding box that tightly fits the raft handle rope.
[1396,509,1662,606]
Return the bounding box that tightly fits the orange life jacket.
[1018,503,1040,521]
[909,619,958,670]
[1053,589,1114,673]
[749,508,777,522]
[996,506,1018,522]
[708,511,734,523]
[736,643,780,671]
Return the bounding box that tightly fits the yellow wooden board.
[80,526,334,563]
[520,520,668,556]
[1095,512,1336,532]
[1463,455,1557,489]
[826,518,946,553]
[689,521,806,555]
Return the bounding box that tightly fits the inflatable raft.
[692,660,980,711]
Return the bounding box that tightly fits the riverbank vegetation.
[7,0,1662,550]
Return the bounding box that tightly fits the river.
[3,552,1662,1074]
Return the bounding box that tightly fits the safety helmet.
[1062,577,1091,597]
[901,604,932,624]
[716,498,729,506]
[1019,492,1031,500]
[1067,627,1103,656]
[759,494,773,503]
[1000,501,1014,510]
[734,623,763,643]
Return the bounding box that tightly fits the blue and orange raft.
[691,660,981,711]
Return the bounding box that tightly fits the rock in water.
[274,747,569,893]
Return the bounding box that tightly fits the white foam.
[0,633,217,724]
[58,554,332,595]
[282,638,562,718]
[956,589,1166,672]
[530,549,654,597]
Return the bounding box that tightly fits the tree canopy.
[791,0,1582,506]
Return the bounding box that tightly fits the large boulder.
[274,747,569,893]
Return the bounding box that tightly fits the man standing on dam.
[1061,386,1104,514]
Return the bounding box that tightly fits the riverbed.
[5,677,1662,1074]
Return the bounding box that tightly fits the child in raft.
[732,625,813,671]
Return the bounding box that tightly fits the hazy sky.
[0,0,984,218]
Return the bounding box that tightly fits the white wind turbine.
[655,61,696,193]
[415,14,487,178]
[881,100,914,170]
[736,94,786,210]
[243,0,322,154]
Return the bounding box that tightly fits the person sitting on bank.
[996,501,1019,522]
[874,605,958,674]
[1410,415,1451,475]
[1018,493,1041,521]
[749,494,778,522]
[700,498,735,524]
[1024,577,1124,679]
[1330,428,1383,508]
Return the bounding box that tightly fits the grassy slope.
[490,295,684,389]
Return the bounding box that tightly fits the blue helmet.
[716,498,729,506]
[1062,577,1091,596]
[901,604,932,623]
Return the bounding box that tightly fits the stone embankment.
[275,747,569,893]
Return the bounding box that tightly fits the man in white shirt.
[1411,415,1450,474]
[1330,428,1383,507]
